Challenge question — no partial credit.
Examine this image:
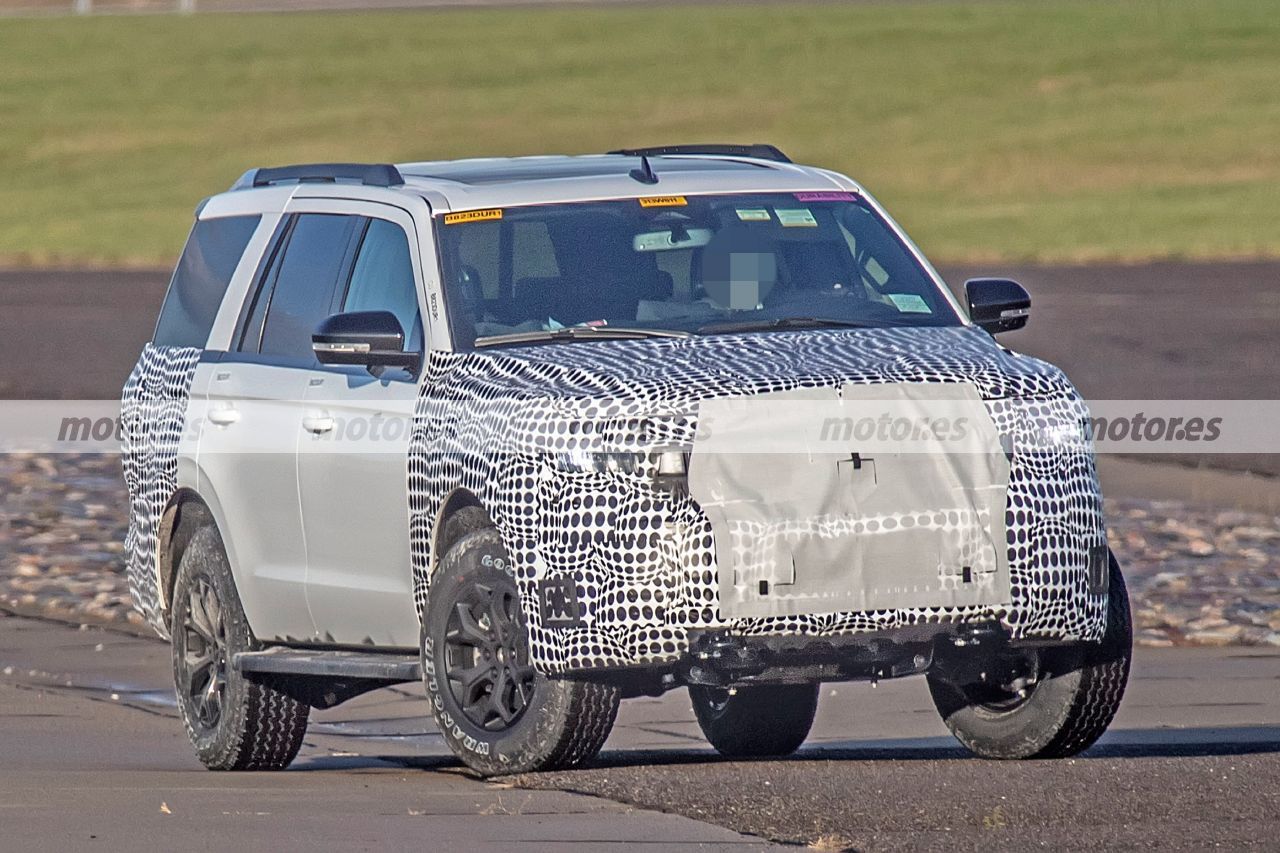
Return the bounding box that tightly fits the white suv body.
[121,148,1131,775]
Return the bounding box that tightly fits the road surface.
[2,612,1277,851]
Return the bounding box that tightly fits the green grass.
[2,0,1279,266]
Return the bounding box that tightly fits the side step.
[233,647,421,682]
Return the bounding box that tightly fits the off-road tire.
[690,683,820,757]
[927,550,1132,759]
[171,526,310,771]
[422,525,619,776]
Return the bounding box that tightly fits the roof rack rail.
[607,144,792,164]
[230,163,404,191]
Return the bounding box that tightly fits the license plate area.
[689,383,1013,619]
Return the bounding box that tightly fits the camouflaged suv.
[122,146,1130,776]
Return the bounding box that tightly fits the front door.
[298,209,425,647]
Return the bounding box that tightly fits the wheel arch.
[428,488,495,574]
[157,488,217,619]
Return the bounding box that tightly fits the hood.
[429,325,1079,407]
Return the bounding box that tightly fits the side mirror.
[312,311,421,373]
[965,278,1030,335]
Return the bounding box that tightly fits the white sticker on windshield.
[776,208,818,227]
[735,208,771,222]
[887,293,933,313]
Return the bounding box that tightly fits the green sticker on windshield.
[736,208,771,222]
[776,208,817,227]
[887,293,932,313]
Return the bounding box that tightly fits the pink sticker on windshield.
[794,192,857,202]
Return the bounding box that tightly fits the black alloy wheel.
[443,579,539,732]
[177,575,229,732]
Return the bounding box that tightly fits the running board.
[233,648,421,682]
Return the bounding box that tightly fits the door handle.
[302,414,335,435]
[207,407,240,426]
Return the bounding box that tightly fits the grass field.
[1,0,1278,266]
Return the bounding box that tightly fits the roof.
[395,154,860,211]
[202,152,863,219]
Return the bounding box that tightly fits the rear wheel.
[690,683,819,757]
[422,525,619,776]
[171,526,309,770]
[926,550,1132,759]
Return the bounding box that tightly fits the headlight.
[549,447,689,497]
[1033,419,1091,452]
[551,448,643,475]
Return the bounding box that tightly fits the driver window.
[342,218,422,351]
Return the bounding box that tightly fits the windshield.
[436,193,962,349]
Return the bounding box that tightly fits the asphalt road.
[5,262,1278,402]
[0,613,772,852]
[2,613,1277,851]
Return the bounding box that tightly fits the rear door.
[297,204,423,647]
[197,211,361,642]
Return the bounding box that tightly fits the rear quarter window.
[153,215,261,348]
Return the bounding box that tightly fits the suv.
[121,146,1130,776]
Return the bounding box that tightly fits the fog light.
[653,449,690,497]
[655,450,688,476]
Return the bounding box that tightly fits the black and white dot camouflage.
[120,343,201,637]
[407,325,1108,675]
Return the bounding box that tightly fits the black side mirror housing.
[312,310,421,372]
[965,278,1031,335]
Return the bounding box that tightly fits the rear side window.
[258,214,358,363]
[153,215,260,348]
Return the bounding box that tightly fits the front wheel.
[926,550,1132,759]
[422,525,619,776]
[690,683,819,757]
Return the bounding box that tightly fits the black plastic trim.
[608,144,792,163]
[234,648,421,682]
[232,163,404,190]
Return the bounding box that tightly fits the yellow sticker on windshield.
[444,208,503,225]
[638,196,687,208]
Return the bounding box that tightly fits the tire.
[690,683,819,758]
[927,550,1132,759]
[170,526,310,771]
[422,524,619,776]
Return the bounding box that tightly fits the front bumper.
[521,403,1109,676]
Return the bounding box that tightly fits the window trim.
[233,214,294,354]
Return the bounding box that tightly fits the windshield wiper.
[696,316,886,335]
[474,326,691,348]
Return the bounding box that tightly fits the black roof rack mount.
[607,144,791,164]
[231,163,404,191]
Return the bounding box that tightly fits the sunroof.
[400,157,772,186]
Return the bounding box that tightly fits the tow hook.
[686,635,766,685]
